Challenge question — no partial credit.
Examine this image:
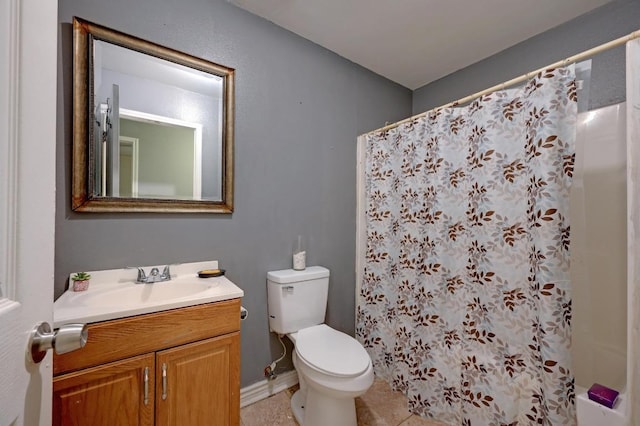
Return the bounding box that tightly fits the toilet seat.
[294,324,370,378]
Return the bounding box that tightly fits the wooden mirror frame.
[72,17,234,213]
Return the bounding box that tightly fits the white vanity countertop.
[54,260,244,328]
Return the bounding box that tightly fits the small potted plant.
[71,272,91,292]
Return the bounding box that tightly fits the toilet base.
[290,387,357,426]
[291,389,305,425]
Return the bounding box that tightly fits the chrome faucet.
[129,265,172,284]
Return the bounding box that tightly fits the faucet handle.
[125,266,147,282]
[161,264,171,279]
[162,263,182,279]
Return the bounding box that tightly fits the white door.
[0,0,58,424]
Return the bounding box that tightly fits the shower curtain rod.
[365,28,640,136]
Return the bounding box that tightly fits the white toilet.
[267,266,374,426]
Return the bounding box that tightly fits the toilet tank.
[267,266,330,334]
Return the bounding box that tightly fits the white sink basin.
[53,261,244,327]
[77,280,217,307]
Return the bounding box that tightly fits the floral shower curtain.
[357,66,578,425]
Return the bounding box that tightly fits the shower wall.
[570,103,627,391]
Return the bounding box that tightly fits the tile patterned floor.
[240,378,447,426]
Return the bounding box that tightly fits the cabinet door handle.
[143,367,149,405]
[162,363,168,400]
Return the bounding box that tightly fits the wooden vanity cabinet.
[53,299,241,426]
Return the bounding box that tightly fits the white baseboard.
[240,370,299,408]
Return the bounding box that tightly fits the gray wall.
[56,0,411,387]
[413,0,640,114]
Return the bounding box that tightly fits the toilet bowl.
[288,325,374,426]
[266,267,374,426]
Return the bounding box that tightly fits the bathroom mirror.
[72,17,234,213]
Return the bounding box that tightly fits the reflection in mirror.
[72,17,234,213]
[118,110,203,200]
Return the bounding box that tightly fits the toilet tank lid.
[267,266,329,283]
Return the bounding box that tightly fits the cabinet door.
[156,332,240,426]
[53,353,155,426]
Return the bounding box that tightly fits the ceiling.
[228,0,613,90]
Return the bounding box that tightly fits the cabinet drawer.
[54,298,241,375]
